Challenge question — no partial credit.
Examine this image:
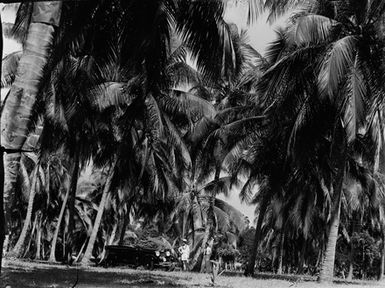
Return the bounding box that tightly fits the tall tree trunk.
[347,242,354,280]
[66,149,80,263]
[118,212,129,245]
[0,2,61,272]
[379,226,385,281]
[244,197,268,276]
[197,167,220,272]
[182,211,188,239]
[3,152,20,250]
[35,212,42,260]
[81,169,113,265]
[277,230,284,275]
[23,212,38,258]
[318,169,344,283]
[298,238,306,274]
[0,15,4,274]
[9,168,38,258]
[347,212,360,281]
[48,185,70,262]
[74,237,87,263]
[109,222,118,246]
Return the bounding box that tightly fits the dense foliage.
[1,0,385,283]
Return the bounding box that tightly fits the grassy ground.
[1,259,384,288]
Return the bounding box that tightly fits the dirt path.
[1,259,384,288]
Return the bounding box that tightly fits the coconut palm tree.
[0,0,242,268]
[238,0,385,281]
[0,2,62,270]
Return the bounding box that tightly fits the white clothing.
[179,244,190,261]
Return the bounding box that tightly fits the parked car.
[100,245,178,270]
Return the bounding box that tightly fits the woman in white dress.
[178,239,190,271]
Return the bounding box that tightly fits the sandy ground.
[1,259,384,288]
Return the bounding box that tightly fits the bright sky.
[218,2,290,224]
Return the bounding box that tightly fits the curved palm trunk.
[379,226,385,281]
[199,202,214,272]
[23,212,38,258]
[318,192,341,283]
[0,2,61,270]
[109,222,118,245]
[8,168,38,258]
[277,230,284,274]
[193,168,219,271]
[35,212,42,260]
[3,152,21,246]
[66,149,80,263]
[318,171,344,283]
[81,170,113,265]
[49,186,70,262]
[244,198,268,276]
[298,238,306,274]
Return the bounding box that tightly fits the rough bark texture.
[318,193,341,283]
[245,198,268,276]
[318,162,345,282]
[0,3,61,272]
[8,168,38,258]
[49,186,70,262]
[0,15,4,273]
[1,2,61,241]
[81,170,113,265]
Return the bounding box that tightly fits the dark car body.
[100,245,177,270]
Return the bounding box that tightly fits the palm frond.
[215,198,247,233]
[160,89,216,119]
[318,35,357,100]
[343,57,366,143]
[286,14,335,46]
[239,175,258,204]
[163,114,192,168]
[166,62,200,87]
[90,82,135,111]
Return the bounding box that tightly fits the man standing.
[178,239,190,271]
[202,242,212,273]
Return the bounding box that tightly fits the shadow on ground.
[1,265,183,288]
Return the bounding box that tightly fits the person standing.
[203,242,212,273]
[178,239,190,271]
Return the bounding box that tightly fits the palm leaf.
[318,35,357,100]
[160,89,216,119]
[90,82,137,111]
[343,57,366,143]
[286,14,335,46]
[215,198,247,233]
[163,115,192,168]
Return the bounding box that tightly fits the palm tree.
[80,162,115,265]
[8,157,42,258]
[47,154,70,262]
[0,0,241,267]
[0,2,62,270]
